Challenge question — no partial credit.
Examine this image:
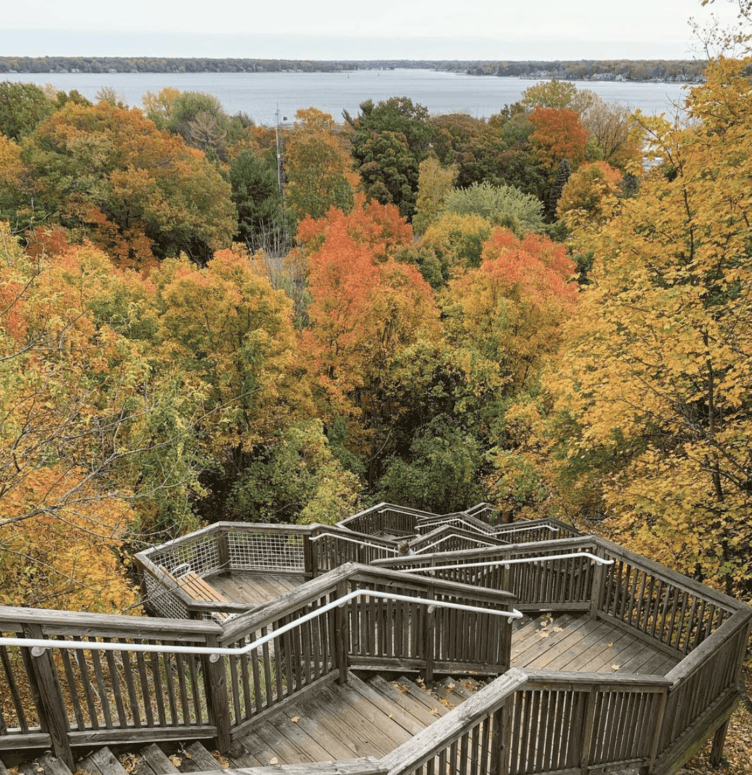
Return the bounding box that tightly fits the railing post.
[202,635,232,754]
[303,530,316,578]
[218,525,230,573]
[491,694,514,775]
[579,687,597,774]
[709,719,730,767]
[334,581,350,685]
[422,604,436,685]
[590,546,606,620]
[648,687,669,773]
[23,624,74,770]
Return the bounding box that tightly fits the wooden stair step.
[133,744,180,775]
[19,753,72,775]
[366,674,445,728]
[394,676,449,716]
[430,677,469,710]
[177,743,225,773]
[347,672,425,736]
[76,747,128,775]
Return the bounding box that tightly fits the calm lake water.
[3,69,690,125]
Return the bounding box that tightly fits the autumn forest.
[1,30,751,627]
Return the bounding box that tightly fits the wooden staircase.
[0,674,481,775]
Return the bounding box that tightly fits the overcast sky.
[0,1,737,60]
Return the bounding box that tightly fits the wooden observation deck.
[0,503,750,775]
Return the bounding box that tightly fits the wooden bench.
[162,568,230,621]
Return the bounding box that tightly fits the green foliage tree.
[347,97,434,220]
[442,181,544,235]
[227,419,360,524]
[377,416,484,514]
[0,81,53,141]
[413,156,458,236]
[229,148,290,250]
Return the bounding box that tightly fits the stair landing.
[210,572,307,608]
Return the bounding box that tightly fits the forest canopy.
[1,34,752,621]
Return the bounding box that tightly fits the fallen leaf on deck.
[611,664,621,670]
[553,626,563,633]
[269,758,279,765]
[290,715,300,723]
[430,707,440,715]
[170,756,182,767]
[539,631,550,638]
[396,683,409,692]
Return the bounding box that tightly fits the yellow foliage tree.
[537,57,752,595]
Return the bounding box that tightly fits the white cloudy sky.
[0,0,739,59]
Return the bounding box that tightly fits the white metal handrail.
[490,523,560,535]
[309,533,399,554]
[0,589,522,663]
[414,535,499,554]
[418,516,492,537]
[418,516,561,539]
[396,552,615,573]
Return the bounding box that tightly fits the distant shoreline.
[0,57,705,84]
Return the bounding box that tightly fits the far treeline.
[0,56,706,81]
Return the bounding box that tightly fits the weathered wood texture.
[211,573,307,608]
[226,671,467,769]
[408,525,509,555]
[373,536,599,610]
[2,518,751,773]
[338,503,435,538]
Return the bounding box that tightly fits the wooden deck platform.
[214,571,681,678]
[211,572,307,607]
[512,612,681,676]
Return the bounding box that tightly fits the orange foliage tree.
[442,229,577,397]
[529,108,588,173]
[11,101,236,270]
[299,203,440,469]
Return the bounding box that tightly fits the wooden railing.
[5,513,750,774]
[0,607,222,766]
[337,503,438,536]
[373,537,602,612]
[308,526,400,574]
[0,563,516,765]
[409,525,509,554]
[382,667,672,775]
[374,535,751,774]
[414,514,579,544]
[595,539,736,653]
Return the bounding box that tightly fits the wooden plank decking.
[512,612,680,676]
[211,572,307,608]
[213,572,681,677]
[223,672,469,768]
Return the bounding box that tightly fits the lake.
[2,69,691,125]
